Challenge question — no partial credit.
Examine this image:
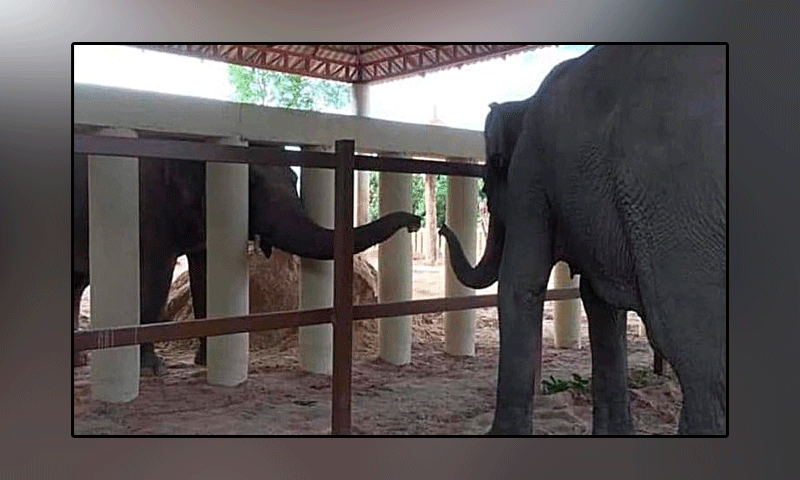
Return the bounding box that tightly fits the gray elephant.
[439,45,725,435]
[73,151,421,374]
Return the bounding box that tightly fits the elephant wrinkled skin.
[440,45,726,435]
[73,154,421,374]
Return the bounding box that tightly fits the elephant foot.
[194,343,206,366]
[140,350,168,376]
[486,417,533,436]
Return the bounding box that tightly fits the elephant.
[73,150,422,374]
[439,45,725,435]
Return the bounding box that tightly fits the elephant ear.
[484,101,526,181]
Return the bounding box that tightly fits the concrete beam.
[74,84,484,159]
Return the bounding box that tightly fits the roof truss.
[137,44,549,84]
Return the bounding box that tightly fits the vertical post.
[352,83,371,226]
[553,261,581,349]
[444,158,478,356]
[332,139,355,435]
[424,173,438,264]
[89,127,140,402]
[299,146,335,375]
[206,136,249,387]
[378,153,413,365]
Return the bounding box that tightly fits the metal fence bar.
[332,139,356,435]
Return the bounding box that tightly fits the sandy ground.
[73,250,681,435]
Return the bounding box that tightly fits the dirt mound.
[160,245,381,357]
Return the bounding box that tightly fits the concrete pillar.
[206,136,249,387]
[352,83,371,226]
[424,173,438,264]
[444,158,478,356]
[378,153,413,365]
[299,145,335,375]
[357,169,371,225]
[89,127,140,402]
[553,261,581,349]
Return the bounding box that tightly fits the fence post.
[332,139,355,435]
[444,156,478,356]
[553,261,581,349]
[206,136,250,387]
[377,153,413,365]
[89,127,140,402]
[299,145,335,375]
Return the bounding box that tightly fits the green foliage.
[542,374,590,395]
[228,65,351,111]
[627,366,674,389]
[368,173,450,226]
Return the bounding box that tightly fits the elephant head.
[437,100,527,289]
[439,58,577,289]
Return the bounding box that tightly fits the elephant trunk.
[263,208,420,260]
[439,214,503,289]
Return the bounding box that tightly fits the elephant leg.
[580,278,634,435]
[488,221,551,435]
[186,249,208,366]
[642,289,726,435]
[139,248,178,376]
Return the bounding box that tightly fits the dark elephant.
[73,151,421,374]
[439,45,725,435]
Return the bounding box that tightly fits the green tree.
[228,65,351,111]
[369,173,455,227]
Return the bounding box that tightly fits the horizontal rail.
[74,307,333,352]
[355,294,497,319]
[74,134,485,177]
[354,156,484,177]
[73,288,580,352]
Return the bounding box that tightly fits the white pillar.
[206,136,249,387]
[353,83,371,226]
[553,261,581,349]
[89,127,140,402]
[378,154,413,365]
[444,158,478,356]
[299,146,335,375]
